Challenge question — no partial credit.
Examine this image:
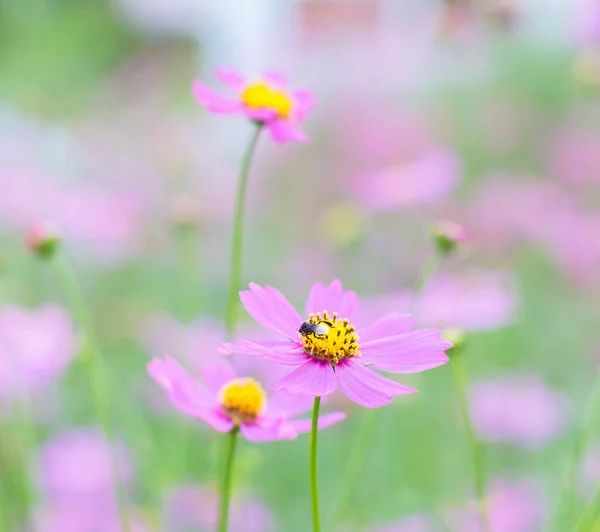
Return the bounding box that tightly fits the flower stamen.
[298,310,361,364]
[218,377,267,424]
[241,82,293,118]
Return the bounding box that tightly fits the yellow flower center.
[218,378,267,424]
[298,311,361,364]
[241,82,293,118]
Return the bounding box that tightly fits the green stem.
[329,251,440,527]
[450,353,490,532]
[555,371,600,530]
[310,396,322,532]
[218,428,239,532]
[224,125,263,337]
[52,255,130,532]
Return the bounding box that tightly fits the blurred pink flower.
[548,125,600,186]
[148,358,345,440]
[369,514,438,532]
[0,305,77,398]
[0,172,144,260]
[162,484,274,531]
[469,374,569,447]
[352,147,461,212]
[220,280,451,408]
[33,428,136,532]
[574,0,600,46]
[448,477,544,532]
[193,68,314,143]
[361,272,517,332]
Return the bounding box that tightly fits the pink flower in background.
[0,305,77,398]
[353,147,461,212]
[469,374,569,447]
[548,125,600,186]
[361,272,517,332]
[220,280,451,408]
[193,68,314,143]
[163,484,275,531]
[448,478,544,532]
[574,0,600,46]
[148,358,345,440]
[33,428,135,532]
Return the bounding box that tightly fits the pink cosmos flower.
[148,357,345,441]
[193,68,314,143]
[162,484,275,531]
[352,147,461,212]
[469,374,569,448]
[448,477,544,532]
[220,280,451,408]
[0,305,77,399]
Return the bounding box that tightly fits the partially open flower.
[193,68,314,144]
[431,220,468,256]
[147,358,344,441]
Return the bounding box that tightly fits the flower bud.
[431,220,468,256]
[26,223,60,259]
[443,328,467,353]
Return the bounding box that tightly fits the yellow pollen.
[241,82,293,118]
[299,311,361,364]
[218,378,267,425]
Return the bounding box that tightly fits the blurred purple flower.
[0,305,77,398]
[574,0,600,46]
[469,374,569,447]
[448,477,544,532]
[193,68,314,143]
[162,484,275,531]
[361,272,517,332]
[352,147,461,212]
[220,280,451,408]
[33,428,135,532]
[148,358,345,440]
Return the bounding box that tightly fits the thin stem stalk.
[310,396,322,532]
[52,255,130,532]
[224,125,263,337]
[218,428,239,532]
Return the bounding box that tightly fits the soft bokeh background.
[1,0,600,530]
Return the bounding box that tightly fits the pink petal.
[266,390,315,418]
[196,407,236,433]
[359,312,416,343]
[239,283,302,339]
[241,418,285,442]
[274,359,338,397]
[283,412,346,434]
[261,70,288,88]
[292,89,315,121]
[192,81,242,114]
[246,107,278,123]
[268,120,309,144]
[201,361,237,394]
[304,280,358,320]
[361,329,451,373]
[215,67,246,89]
[218,340,309,366]
[336,359,416,408]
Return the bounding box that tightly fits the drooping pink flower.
[162,484,275,531]
[193,68,314,143]
[448,477,544,532]
[220,280,451,408]
[0,305,78,398]
[469,374,569,448]
[148,357,344,440]
[352,147,461,212]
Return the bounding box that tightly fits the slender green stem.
[51,255,130,532]
[329,251,440,527]
[450,353,490,532]
[224,125,263,337]
[555,371,600,530]
[218,428,239,532]
[310,396,322,532]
